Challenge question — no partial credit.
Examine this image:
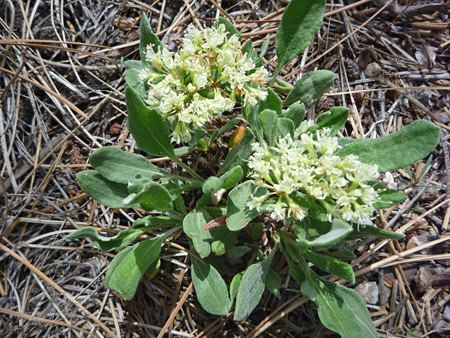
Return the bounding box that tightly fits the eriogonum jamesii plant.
[71,1,441,337]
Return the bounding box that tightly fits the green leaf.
[259,88,282,115]
[67,226,145,252]
[105,233,168,299]
[214,17,241,39]
[305,272,378,338]
[347,225,404,240]
[373,184,407,209]
[285,70,335,106]
[183,209,213,258]
[234,250,275,321]
[124,60,143,70]
[276,0,326,69]
[243,40,262,67]
[283,101,305,127]
[124,181,173,212]
[226,181,261,231]
[314,106,348,135]
[202,166,244,194]
[132,215,179,229]
[277,117,295,137]
[265,270,281,297]
[226,246,251,265]
[325,248,356,261]
[76,170,134,208]
[126,86,175,157]
[89,147,162,184]
[259,109,278,145]
[305,250,355,283]
[244,103,263,140]
[140,13,162,61]
[298,219,353,248]
[191,257,231,315]
[230,272,244,301]
[219,129,255,175]
[337,120,440,172]
[124,69,146,96]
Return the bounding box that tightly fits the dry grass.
[0,0,449,337]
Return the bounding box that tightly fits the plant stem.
[269,65,281,86]
[172,156,204,181]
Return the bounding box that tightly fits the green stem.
[172,156,204,181]
[269,65,282,86]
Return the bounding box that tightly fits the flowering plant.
[70,1,440,337]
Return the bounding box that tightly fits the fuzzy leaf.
[124,181,173,212]
[76,170,134,208]
[285,70,335,106]
[202,166,244,194]
[105,233,167,299]
[314,106,348,135]
[304,272,378,338]
[89,146,162,184]
[126,86,175,157]
[214,17,241,39]
[140,13,162,61]
[191,258,231,315]
[305,250,355,283]
[183,209,213,258]
[67,226,145,252]
[226,181,261,231]
[348,225,404,240]
[277,117,295,137]
[230,271,244,301]
[375,191,407,209]
[265,270,281,297]
[298,219,353,248]
[337,120,440,172]
[276,0,326,69]
[234,251,275,321]
[259,88,282,115]
[259,109,278,145]
[283,101,305,127]
[124,68,146,96]
[243,40,262,67]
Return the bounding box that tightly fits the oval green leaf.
[276,0,326,69]
[126,86,174,157]
[90,146,163,184]
[191,257,231,316]
[285,70,335,106]
[105,234,165,299]
[76,170,135,208]
[337,120,440,172]
[234,250,275,321]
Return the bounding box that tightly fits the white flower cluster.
[247,129,380,225]
[139,24,269,143]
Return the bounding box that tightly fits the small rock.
[355,281,379,305]
[345,58,360,80]
[365,62,382,78]
[406,234,431,253]
[415,266,434,292]
[443,302,450,322]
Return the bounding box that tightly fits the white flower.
[141,24,268,143]
[247,129,381,224]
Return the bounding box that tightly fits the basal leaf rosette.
[247,128,380,225]
[139,24,269,143]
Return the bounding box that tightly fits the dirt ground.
[0,0,449,337]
